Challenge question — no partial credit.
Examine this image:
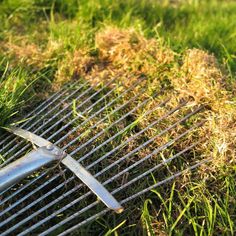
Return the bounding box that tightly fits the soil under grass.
[0,0,236,235]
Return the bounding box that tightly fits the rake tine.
[4,106,202,234]
[46,78,125,142]
[0,170,49,205]
[65,90,156,153]
[0,133,9,145]
[16,136,199,236]
[35,122,205,236]
[21,80,79,129]
[42,202,103,236]
[112,140,204,194]
[27,81,89,131]
[0,80,78,151]
[96,110,205,177]
[55,77,145,146]
[39,77,118,138]
[0,79,100,168]
[0,100,181,231]
[122,158,211,203]
[56,158,211,236]
[0,99,190,215]
[0,170,62,217]
[0,176,75,228]
[58,209,110,236]
[75,121,205,206]
[0,76,133,168]
[0,79,144,208]
[102,123,205,185]
[0,84,66,147]
[0,80,118,203]
[0,85,146,216]
[0,72,210,236]
[45,75,143,143]
[72,98,170,161]
[0,81,89,164]
[84,101,187,169]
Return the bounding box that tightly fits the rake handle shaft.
[0,147,60,193]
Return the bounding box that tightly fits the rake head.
[0,77,209,235]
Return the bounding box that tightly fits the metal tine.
[7,155,210,236]
[0,86,62,146]
[39,77,118,138]
[0,80,88,160]
[121,158,211,204]
[0,76,126,168]
[0,99,178,230]
[34,122,205,236]
[10,102,187,235]
[74,106,204,182]
[59,120,205,215]
[0,81,206,236]
[80,101,187,168]
[0,79,143,209]
[101,121,206,186]
[0,95,165,217]
[0,98,178,202]
[21,80,79,129]
[44,77,129,143]
[0,80,78,149]
[4,105,201,234]
[0,79,118,204]
[0,133,9,145]
[46,116,205,217]
[0,96,201,234]
[0,185,13,196]
[112,140,204,194]
[0,84,149,219]
[27,81,89,131]
[57,208,109,236]
[71,98,170,161]
[57,158,211,236]
[0,178,75,229]
[0,143,30,169]
[54,77,145,146]
[0,80,94,168]
[94,116,205,178]
[63,89,156,153]
[0,99,177,223]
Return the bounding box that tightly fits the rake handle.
[0,146,60,193]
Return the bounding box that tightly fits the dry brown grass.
[54,27,236,172]
[2,36,62,70]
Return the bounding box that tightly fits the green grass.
[0,60,34,126]
[0,0,235,125]
[149,177,236,236]
[0,0,235,235]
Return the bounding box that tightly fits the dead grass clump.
[176,49,227,108]
[55,27,175,88]
[96,27,175,72]
[173,49,236,167]
[2,37,63,70]
[56,27,235,170]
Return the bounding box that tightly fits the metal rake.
[0,76,210,235]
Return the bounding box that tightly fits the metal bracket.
[0,146,62,192]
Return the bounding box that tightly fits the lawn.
[0,0,235,235]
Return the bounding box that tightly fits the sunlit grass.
[0,0,235,235]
